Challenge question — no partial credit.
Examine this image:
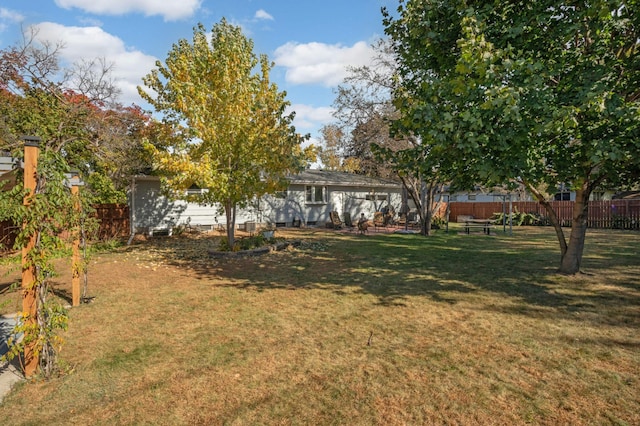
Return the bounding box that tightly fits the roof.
[135,169,402,189]
[613,191,640,200]
[287,169,400,189]
[1,155,83,187]
[0,157,17,173]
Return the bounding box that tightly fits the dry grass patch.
[0,227,638,425]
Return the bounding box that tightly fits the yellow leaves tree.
[138,20,308,247]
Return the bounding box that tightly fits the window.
[274,190,287,199]
[555,184,571,201]
[468,194,477,201]
[305,186,327,204]
[186,185,208,196]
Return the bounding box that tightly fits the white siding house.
[130,170,403,234]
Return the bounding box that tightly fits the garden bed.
[208,240,302,258]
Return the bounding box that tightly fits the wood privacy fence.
[1,204,130,250]
[93,204,130,240]
[448,200,640,230]
[0,219,18,250]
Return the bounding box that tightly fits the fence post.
[70,171,81,307]
[21,135,40,378]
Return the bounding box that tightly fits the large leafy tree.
[0,35,161,203]
[384,0,640,273]
[139,20,308,247]
[333,38,448,235]
[316,124,360,172]
[333,39,401,179]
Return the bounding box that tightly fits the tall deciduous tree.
[317,124,360,172]
[333,39,400,179]
[384,1,640,273]
[0,33,161,202]
[333,38,447,235]
[139,20,308,248]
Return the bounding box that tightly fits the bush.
[217,233,278,252]
[491,207,540,226]
[431,216,446,229]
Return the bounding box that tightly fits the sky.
[0,0,398,145]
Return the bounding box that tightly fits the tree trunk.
[523,181,570,271]
[558,187,590,274]
[403,177,443,237]
[530,184,590,275]
[538,197,568,259]
[224,200,236,249]
[420,181,431,236]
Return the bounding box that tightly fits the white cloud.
[0,7,24,22]
[274,41,375,87]
[254,9,274,21]
[78,17,104,27]
[0,7,24,35]
[287,104,334,131]
[54,0,201,21]
[32,22,157,105]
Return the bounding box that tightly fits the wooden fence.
[0,219,18,251]
[93,204,130,240]
[448,200,640,230]
[0,203,130,250]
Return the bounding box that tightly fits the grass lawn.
[0,225,638,425]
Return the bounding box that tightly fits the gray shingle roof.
[287,169,400,188]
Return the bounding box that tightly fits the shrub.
[217,233,278,252]
[431,216,446,229]
[492,207,539,226]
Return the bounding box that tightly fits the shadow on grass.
[127,228,640,327]
[0,281,18,296]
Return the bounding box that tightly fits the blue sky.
[0,0,397,144]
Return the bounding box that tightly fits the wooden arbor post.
[69,171,82,307]
[22,135,40,378]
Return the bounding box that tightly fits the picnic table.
[464,218,495,235]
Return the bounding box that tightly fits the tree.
[332,38,447,235]
[139,20,308,248]
[333,39,400,179]
[317,124,360,172]
[0,32,161,203]
[384,0,640,273]
[0,33,142,376]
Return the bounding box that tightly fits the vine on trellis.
[0,149,93,378]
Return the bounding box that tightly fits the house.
[446,183,617,202]
[0,157,17,182]
[130,170,404,234]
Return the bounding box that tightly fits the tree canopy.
[332,38,448,235]
[0,34,162,203]
[138,20,309,247]
[384,0,640,273]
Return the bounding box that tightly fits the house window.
[555,183,571,201]
[186,185,208,196]
[305,186,327,204]
[450,195,458,202]
[274,190,287,199]
[468,194,477,201]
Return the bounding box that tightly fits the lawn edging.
[208,240,302,259]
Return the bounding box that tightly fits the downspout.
[127,176,135,245]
